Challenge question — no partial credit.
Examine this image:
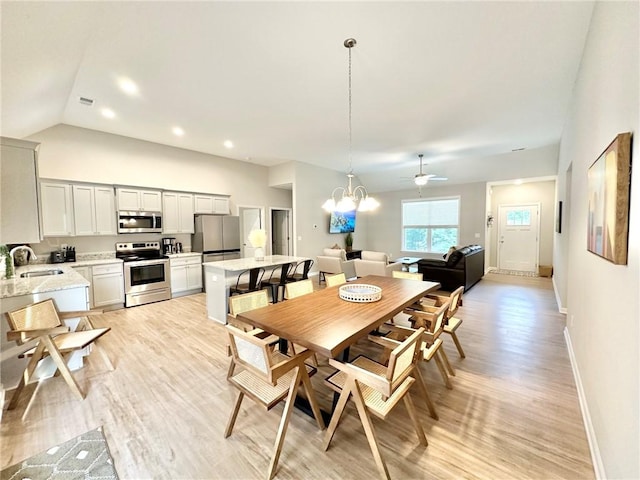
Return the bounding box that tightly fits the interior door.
[272,210,290,255]
[498,204,540,272]
[239,207,262,258]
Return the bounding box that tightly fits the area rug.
[1,426,118,480]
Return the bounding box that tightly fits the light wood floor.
[1,273,594,479]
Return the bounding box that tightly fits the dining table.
[237,274,440,420]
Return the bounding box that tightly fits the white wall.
[365,182,486,260]
[26,124,292,254]
[555,2,639,478]
[488,180,556,268]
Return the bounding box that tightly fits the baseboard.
[485,266,497,274]
[552,276,567,313]
[564,327,605,479]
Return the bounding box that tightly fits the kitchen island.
[1,264,91,390]
[203,255,309,323]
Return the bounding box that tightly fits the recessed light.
[514,179,523,185]
[172,126,185,137]
[118,77,139,95]
[224,140,234,149]
[101,108,115,119]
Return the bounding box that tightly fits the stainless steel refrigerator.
[192,215,241,262]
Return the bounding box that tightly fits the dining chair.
[392,270,423,281]
[424,286,466,359]
[325,273,347,287]
[4,299,113,416]
[387,300,454,389]
[262,262,295,303]
[229,267,265,296]
[323,327,429,479]
[287,259,314,282]
[283,279,319,366]
[225,324,325,480]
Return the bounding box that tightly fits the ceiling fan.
[413,154,447,186]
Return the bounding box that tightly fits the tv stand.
[345,249,362,260]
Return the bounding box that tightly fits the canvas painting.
[587,132,632,264]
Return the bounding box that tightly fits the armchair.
[354,251,402,278]
[316,248,356,284]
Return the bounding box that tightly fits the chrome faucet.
[9,245,38,266]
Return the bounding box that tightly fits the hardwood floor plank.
[1,273,594,479]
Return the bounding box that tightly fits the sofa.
[354,251,403,278]
[417,245,484,292]
[316,248,356,283]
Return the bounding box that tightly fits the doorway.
[270,208,292,256]
[238,206,264,258]
[497,203,540,272]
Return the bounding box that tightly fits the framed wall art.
[587,132,632,264]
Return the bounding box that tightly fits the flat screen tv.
[329,210,356,233]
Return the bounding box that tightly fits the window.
[402,197,460,253]
[506,209,531,226]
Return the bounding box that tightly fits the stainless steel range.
[116,241,171,307]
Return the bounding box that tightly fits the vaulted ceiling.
[1,1,594,191]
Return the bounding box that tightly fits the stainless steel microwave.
[118,211,163,234]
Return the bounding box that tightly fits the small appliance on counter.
[162,237,176,255]
[64,246,76,262]
[50,250,65,263]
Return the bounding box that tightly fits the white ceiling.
[1,1,594,192]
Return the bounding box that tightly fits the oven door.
[124,258,170,294]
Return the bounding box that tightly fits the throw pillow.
[443,246,458,261]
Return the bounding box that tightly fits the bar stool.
[230,267,265,296]
[262,262,295,303]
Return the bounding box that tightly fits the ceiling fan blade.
[430,177,448,181]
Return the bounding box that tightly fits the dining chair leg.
[322,381,352,451]
[439,347,455,376]
[450,331,466,358]
[42,336,85,401]
[433,348,453,390]
[224,391,245,438]
[403,394,428,446]
[299,370,326,430]
[267,368,302,480]
[412,366,439,420]
[6,341,46,411]
[350,380,390,480]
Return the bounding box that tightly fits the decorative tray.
[339,284,382,303]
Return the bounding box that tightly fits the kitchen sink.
[20,269,64,278]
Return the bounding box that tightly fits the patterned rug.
[1,426,118,480]
[490,269,539,277]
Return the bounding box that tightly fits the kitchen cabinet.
[162,192,194,234]
[41,182,74,236]
[116,188,162,211]
[72,262,124,309]
[194,194,230,215]
[0,137,41,244]
[73,185,117,236]
[170,254,202,297]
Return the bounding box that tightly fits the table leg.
[330,346,350,413]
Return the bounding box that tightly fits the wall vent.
[79,97,94,106]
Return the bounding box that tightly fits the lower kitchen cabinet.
[170,254,202,297]
[72,262,124,309]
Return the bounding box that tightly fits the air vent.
[79,97,94,106]
[512,147,526,152]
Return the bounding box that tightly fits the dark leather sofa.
[417,245,485,292]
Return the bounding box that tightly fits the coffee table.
[395,256,423,271]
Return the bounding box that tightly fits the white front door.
[498,203,540,272]
[239,207,262,258]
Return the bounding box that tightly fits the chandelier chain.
[348,42,353,175]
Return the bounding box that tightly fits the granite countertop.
[1,264,90,299]
[166,252,201,259]
[203,255,309,272]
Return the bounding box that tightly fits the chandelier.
[322,38,379,213]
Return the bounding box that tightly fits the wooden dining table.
[237,274,440,359]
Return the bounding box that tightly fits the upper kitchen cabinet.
[116,187,162,212]
[163,192,194,234]
[194,194,230,215]
[73,185,117,236]
[0,137,41,244]
[41,182,74,237]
